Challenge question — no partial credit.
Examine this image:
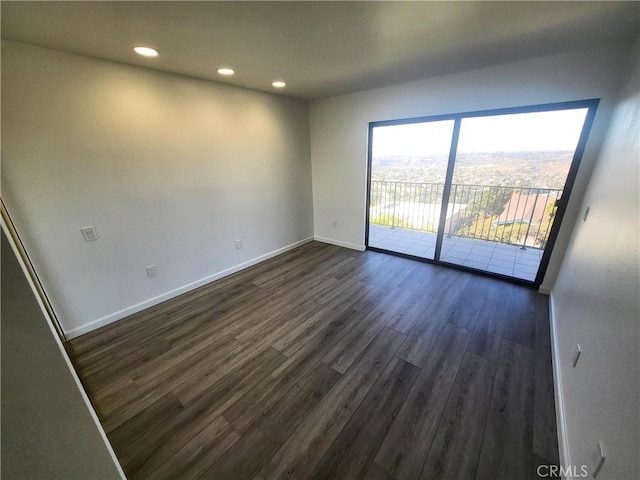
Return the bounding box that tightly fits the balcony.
[368,181,562,281]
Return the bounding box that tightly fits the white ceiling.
[2,1,639,100]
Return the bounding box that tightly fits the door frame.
[365,98,600,288]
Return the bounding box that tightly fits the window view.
[367,104,592,283]
[368,120,454,260]
[441,109,588,280]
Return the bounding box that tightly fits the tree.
[454,187,512,236]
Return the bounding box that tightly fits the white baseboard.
[65,236,315,339]
[548,292,572,478]
[314,236,365,252]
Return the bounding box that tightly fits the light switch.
[81,226,98,242]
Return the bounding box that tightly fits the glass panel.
[368,120,454,260]
[441,108,588,280]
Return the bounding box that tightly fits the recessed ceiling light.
[272,81,286,88]
[217,68,235,76]
[133,46,158,57]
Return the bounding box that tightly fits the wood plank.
[223,335,331,434]
[80,372,133,401]
[308,253,357,278]
[396,269,470,366]
[358,255,420,289]
[272,306,362,358]
[171,335,275,406]
[308,357,419,480]
[74,316,174,377]
[176,285,291,343]
[133,335,242,395]
[172,346,286,415]
[279,271,341,304]
[420,352,496,480]
[108,392,185,472]
[447,275,502,330]
[97,334,243,432]
[329,250,388,281]
[70,309,180,358]
[394,320,442,368]
[128,330,241,390]
[364,463,396,480]
[225,304,398,438]
[137,415,240,480]
[224,293,301,342]
[466,296,507,362]
[395,261,444,294]
[259,327,406,480]
[160,284,272,345]
[169,269,310,341]
[235,298,325,345]
[163,280,260,324]
[110,388,242,478]
[375,323,471,480]
[201,362,341,479]
[476,341,535,480]
[311,272,363,306]
[230,293,323,343]
[270,278,378,359]
[349,283,392,313]
[502,284,537,349]
[251,242,336,287]
[386,291,435,334]
[322,287,413,373]
[397,262,461,302]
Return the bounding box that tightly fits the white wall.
[310,43,631,290]
[1,40,313,337]
[550,39,639,479]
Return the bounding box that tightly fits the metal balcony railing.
[369,180,563,249]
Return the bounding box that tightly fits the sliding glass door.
[367,120,454,260]
[366,100,598,286]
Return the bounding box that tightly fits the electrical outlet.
[332,220,338,228]
[235,239,243,250]
[572,344,582,368]
[81,226,98,242]
[146,265,158,278]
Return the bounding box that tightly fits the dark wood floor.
[69,241,560,480]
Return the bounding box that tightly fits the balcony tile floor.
[368,224,543,281]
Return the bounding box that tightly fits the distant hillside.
[371,151,573,189]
